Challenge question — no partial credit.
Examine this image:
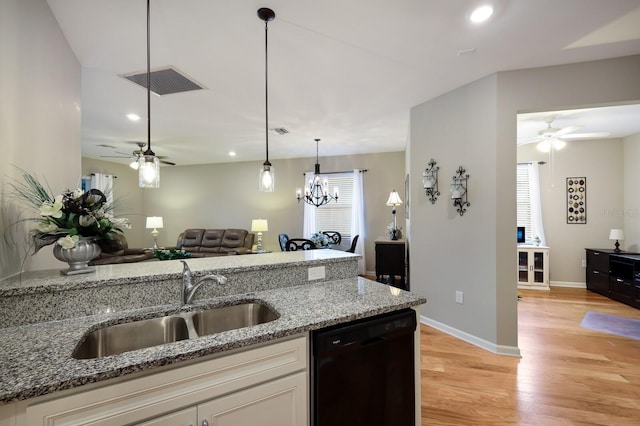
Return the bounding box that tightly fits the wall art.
[566,177,586,224]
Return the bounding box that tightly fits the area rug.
[580,311,640,341]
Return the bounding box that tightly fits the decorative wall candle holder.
[451,166,470,216]
[422,158,439,204]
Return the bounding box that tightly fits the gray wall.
[82,152,406,273]
[409,55,640,353]
[624,132,640,252]
[0,0,81,279]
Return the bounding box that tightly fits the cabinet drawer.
[609,277,633,303]
[586,250,609,272]
[586,268,609,295]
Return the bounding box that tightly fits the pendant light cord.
[146,0,153,155]
[264,19,270,165]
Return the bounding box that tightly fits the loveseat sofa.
[175,229,254,257]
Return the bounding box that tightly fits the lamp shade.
[386,190,403,207]
[251,219,269,232]
[609,229,624,240]
[146,216,163,229]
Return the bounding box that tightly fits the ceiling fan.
[519,116,610,152]
[100,142,176,168]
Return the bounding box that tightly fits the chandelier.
[296,139,339,207]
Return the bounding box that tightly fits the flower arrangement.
[7,169,130,253]
[310,232,330,248]
[154,248,192,261]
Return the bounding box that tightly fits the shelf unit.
[517,246,549,289]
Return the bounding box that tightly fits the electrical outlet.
[455,291,464,304]
[308,266,326,281]
[581,259,586,268]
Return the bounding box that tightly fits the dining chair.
[322,231,342,245]
[346,235,359,253]
[278,233,290,252]
[285,238,316,251]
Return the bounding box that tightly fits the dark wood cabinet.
[585,248,640,309]
[375,239,406,290]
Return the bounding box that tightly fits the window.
[311,172,353,238]
[516,164,532,242]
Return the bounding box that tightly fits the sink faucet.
[180,260,227,305]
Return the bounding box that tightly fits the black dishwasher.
[311,308,417,426]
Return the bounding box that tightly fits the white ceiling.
[46,0,640,167]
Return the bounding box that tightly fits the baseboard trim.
[550,281,586,288]
[420,315,521,358]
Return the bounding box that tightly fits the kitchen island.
[0,251,426,425]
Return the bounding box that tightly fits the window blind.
[516,164,532,242]
[312,173,353,238]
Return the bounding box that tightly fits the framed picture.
[566,177,586,224]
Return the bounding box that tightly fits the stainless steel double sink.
[73,302,279,359]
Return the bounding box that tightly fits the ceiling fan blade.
[554,125,582,136]
[517,136,544,145]
[100,155,131,158]
[160,159,176,166]
[561,132,610,140]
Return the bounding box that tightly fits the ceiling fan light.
[552,138,566,150]
[536,140,551,152]
[129,159,140,170]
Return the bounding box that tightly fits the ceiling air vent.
[122,67,204,96]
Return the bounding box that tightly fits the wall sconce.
[422,158,439,204]
[451,166,470,216]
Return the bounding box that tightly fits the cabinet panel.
[135,407,197,426]
[199,372,307,426]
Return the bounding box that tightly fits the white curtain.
[351,169,366,275]
[302,172,316,238]
[90,173,114,207]
[528,163,546,245]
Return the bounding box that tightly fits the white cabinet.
[22,336,307,426]
[517,246,549,289]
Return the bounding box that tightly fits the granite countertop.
[0,250,356,296]
[0,276,426,405]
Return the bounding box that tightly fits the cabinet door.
[518,251,529,283]
[198,372,307,426]
[532,251,546,284]
[135,407,197,426]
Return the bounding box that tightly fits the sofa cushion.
[220,229,249,253]
[200,229,225,253]
[179,229,205,253]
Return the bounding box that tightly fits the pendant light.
[296,139,339,207]
[139,0,160,188]
[258,7,275,192]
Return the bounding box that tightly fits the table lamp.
[609,228,624,253]
[146,216,163,250]
[251,219,269,252]
[386,190,403,240]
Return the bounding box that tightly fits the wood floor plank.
[420,287,640,425]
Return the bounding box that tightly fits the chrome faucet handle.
[180,260,192,277]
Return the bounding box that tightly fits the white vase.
[52,237,102,275]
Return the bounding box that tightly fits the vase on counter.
[52,237,101,275]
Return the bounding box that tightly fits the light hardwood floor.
[420,287,640,425]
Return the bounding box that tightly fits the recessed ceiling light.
[469,5,494,23]
[127,113,140,121]
[229,151,237,157]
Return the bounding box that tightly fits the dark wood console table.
[585,248,640,309]
[375,239,407,290]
